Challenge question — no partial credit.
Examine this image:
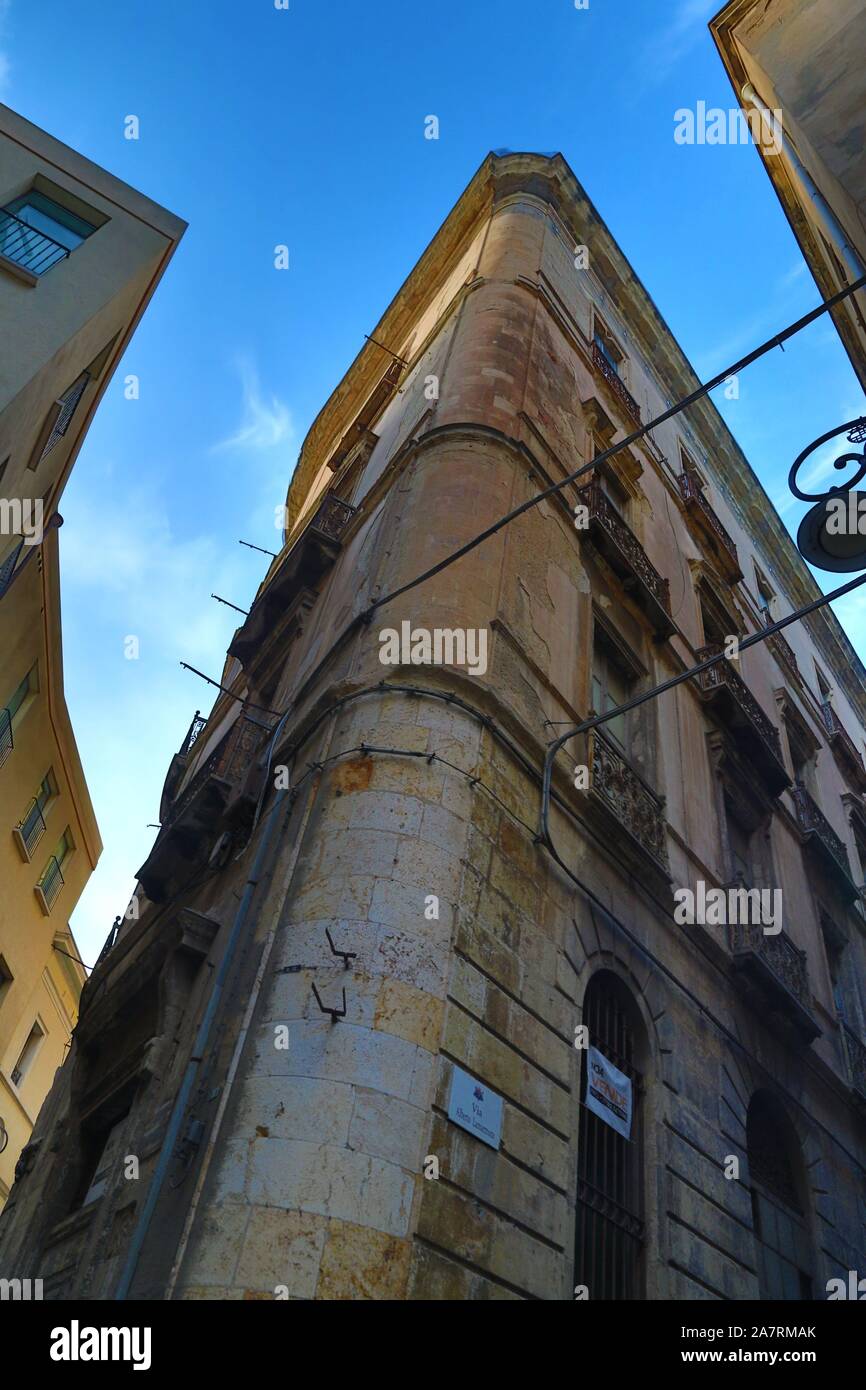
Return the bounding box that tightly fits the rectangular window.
[754,565,776,625]
[1,664,37,767]
[815,664,832,703]
[597,465,630,520]
[15,770,55,860]
[10,1019,45,1088]
[593,315,625,378]
[592,631,634,753]
[0,956,12,1012]
[36,827,73,913]
[0,190,98,276]
[725,796,753,886]
[28,372,91,471]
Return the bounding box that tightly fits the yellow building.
[0,103,185,1208]
[711,0,866,387]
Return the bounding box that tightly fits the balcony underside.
[230,498,353,668]
[697,680,789,797]
[137,775,237,903]
[731,945,820,1043]
[793,784,859,902]
[801,828,859,902]
[578,484,674,639]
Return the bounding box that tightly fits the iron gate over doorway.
[574,972,645,1299]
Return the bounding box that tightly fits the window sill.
[0,253,39,287]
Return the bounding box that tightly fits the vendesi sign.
[584,1045,632,1140]
[448,1067,503,1149]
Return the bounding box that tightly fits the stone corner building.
[3,151,866,1301]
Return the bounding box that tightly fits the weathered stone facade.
[2,152,866,1301]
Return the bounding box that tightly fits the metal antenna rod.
[238,539,277,559]
[363,333,408,366]
[211,593,249,616]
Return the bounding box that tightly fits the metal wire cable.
[362,272,866,617]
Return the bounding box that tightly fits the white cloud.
[638,0,718,87]
[211,356,292,453]
[59,473,267,958]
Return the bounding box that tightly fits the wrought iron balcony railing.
[729,919,818,1041]
[94,915,123,969]
[0,207,70,276]
[577,479,674,637]
[584,726,670,876]
[166,715,264,831]
[767,628,799,677]
[15,799,46,859]
[841,1023,866,1103]
[140,715,267,902]
[694,646,789,794]
[791,782,857,897]
[35,856,64,914]
[677,471,742,582]
[0,706,12,768]
[230,492,356,668]
[308,491,356,542]
[591,340,641,424]
[820,702,866,790]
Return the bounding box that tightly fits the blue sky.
[1,0,863,962]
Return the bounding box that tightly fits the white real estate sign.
[448,1067,503,1149]
[585,1045,632,1140]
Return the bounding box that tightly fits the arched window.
[747,1091,813,1299]
[574,971,646,1299]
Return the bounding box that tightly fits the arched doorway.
[574,970,646,1299]
[747,1091,813,1299]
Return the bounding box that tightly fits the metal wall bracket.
[325,926,357,970]
[311,980,346,1021]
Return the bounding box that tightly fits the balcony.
[35,856,64,916]
[677,471,742,583]
[729,920,819,1042]
[0,706,12,767]
[229,491,356,667]
[820,702,866,792]
[694,646,790,795]
[580,727,670,879]
[791,782,858,900]
[841,1023,866,1106]
[0,538,25,599]
[0,207,70,277]
[576,479,674,637]
[13,799,47,861]
[591,340,641,425]
[158,711,209,823]
[138,714,267,903]
[766,628,799,678]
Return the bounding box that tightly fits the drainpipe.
[115,773,290,1300]
[741,82,866,284]
[163,747,331,1298]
